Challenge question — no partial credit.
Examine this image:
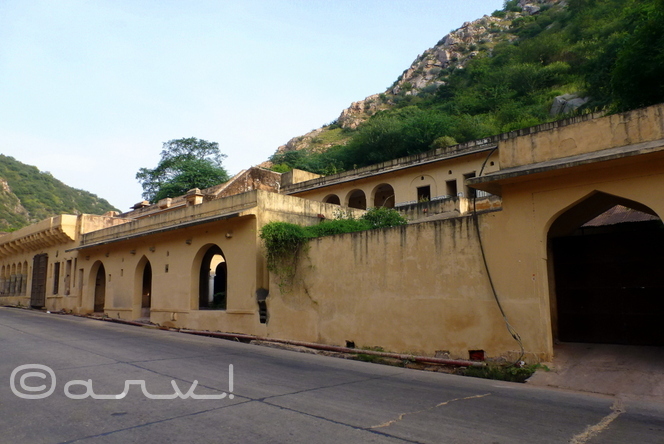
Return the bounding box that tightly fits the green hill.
[0,154,118,232]
[269,0,664,174]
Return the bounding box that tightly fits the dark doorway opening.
[417,185,431,202]
[550,195,664,345]
[199,246,226,310]
[30,254,48,308]
[323,194,341,205]
[374,184,395,208]
[348,190,367,210]
[141,261,152,317]
[94,264,106,313]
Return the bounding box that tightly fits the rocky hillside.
[268,0,563,162]
[0,154,118,232]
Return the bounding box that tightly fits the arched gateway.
[548,192,664,345]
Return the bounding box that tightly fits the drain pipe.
[180,329,485,367]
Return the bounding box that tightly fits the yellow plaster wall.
[74,191,366,334]
[265,152,664,362]
[500,104,664,168]
[264,214,538,361]
[80,215,265,332]
[0,214,126,310]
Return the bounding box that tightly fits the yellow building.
[2,104,663,362]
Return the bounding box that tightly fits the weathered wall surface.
[0,214,128,309]
[500,104,664,168]
[265,149,664,362]
[75,191,365,331]
[88,215,263,333]
[264,211,543,361]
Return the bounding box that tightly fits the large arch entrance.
[94,263,106,313]
[198,245,227,310]
[548,192,664,345]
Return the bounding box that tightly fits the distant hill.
[0,154,118,232]
[267,0,664,174]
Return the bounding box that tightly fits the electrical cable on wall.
[471,147,526,365]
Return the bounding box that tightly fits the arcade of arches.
[322,184,396,210]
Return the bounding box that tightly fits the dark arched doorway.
[323,194,341,205]
[549,192,664,345]
[373,184,395,208]
[199,245,226,310]
[141,261,152,318]
[347,189,366,210]
[94,264,106,313]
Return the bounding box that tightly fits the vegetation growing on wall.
[260,208,407,290]
[269,0,664,175]
[0,155,118,232]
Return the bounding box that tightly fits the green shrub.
[505,0,521,12]
[461,363,548,383]
[361,207,408,228]
[307,218,371,237]
[260,208,407,290]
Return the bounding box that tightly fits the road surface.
[0,307,662,443]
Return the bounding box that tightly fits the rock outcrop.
[267,0,564,163]
[550,94,590,116]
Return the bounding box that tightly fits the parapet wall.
[500,104,664,168]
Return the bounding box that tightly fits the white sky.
[0,0,503,210]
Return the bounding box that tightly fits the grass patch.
[460,363,548,383]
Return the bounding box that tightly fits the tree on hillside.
[136,138,230,203]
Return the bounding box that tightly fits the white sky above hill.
[0,0,503,210]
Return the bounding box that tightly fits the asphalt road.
[0,308,662,444]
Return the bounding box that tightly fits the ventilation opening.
[469,350,485,361]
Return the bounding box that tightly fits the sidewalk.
[527,342,664,402]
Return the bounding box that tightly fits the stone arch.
[89,261,106,313]
[346,189,367,210]
[322,194,341,205]
[135,256,152,318]
[547,191,664,345]
[371,183,395,208]
[192,244,227,310]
